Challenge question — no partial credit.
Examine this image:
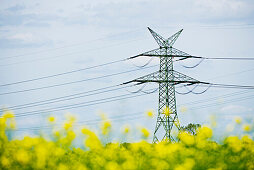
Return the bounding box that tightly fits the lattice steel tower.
[125,27,201,142]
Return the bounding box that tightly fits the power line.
[0,59,125,87]
[7,85,132,110]
[174,56,254,61]
[13,89,156,118]
[0,64,158,96]
[201,57,254,60]
[13,90,254,132]
[8,62,254,111]
[178,90,251,106]
[7,84,121,109]
[199,83,254,90]
[188,94,254,111]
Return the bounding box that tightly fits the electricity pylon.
[124,27,201,142]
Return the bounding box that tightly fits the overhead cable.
[0,64,158,96]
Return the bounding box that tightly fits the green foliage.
[180,123,201,135]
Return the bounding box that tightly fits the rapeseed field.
[0,110,254,170]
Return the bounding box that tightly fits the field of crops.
[0,110,254,170]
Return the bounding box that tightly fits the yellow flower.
[48,116,55,123]
[225,136,242,152]
[197,126,213,139]
[2,110,14,119]
[64,122,72,130]
[175,158,195,170]
[243,124,251,132]
[234,117,242,124]
[146,110,154,117]
[101,120,112,135]
[163,106,172,116]
[0,117,6,129]
[141,127,150,138]
[67,130,76,141]
[1,157,10,167]
[9,119,16,129]
[105,161,120,170]
[241,135,252,143]
[16,149,30,164]
[122,125,130,134]
[81,128,102,150]
[58,164,69,170]
[179,131,195,146]
[53,130,61,138]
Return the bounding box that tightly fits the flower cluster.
[0,111,254,170]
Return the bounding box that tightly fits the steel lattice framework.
[125,27,201,142]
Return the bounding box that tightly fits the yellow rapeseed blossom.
[234,117,242,124]
[163,106,172,116]
[122,125,130,134]
[48,116,55,123]
[243,124,251,132]
[0,110,253,169]
[197,126,213,139]
[1,156,10,167]
[64,122,72,130]
[105,161,120,170]
[53,130,61,138]
[225,136,242,152]
[2,110,14,119]
[101,120,112,135]
[0,117,6,129]
[179,131,195,146]
[146,110,154,117]
[81,128,102,150]
[16,149,30,164]
[141,127,150,138]
[175,158,195,170]
[9,119,16,129]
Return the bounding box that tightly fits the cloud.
[6,4,26,12]
[8,33,36,43]
[194,0,253,19]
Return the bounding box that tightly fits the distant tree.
[180,123,201,135]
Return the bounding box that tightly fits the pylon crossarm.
[132,80,201,84]
[171,47,192,57]
[173,71,199,82]
[128,48,165,59]
[129,47,200,60]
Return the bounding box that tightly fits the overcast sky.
[0,0,254,142]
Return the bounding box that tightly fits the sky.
[0,0,254,142]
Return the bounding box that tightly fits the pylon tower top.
[147,27,183,48]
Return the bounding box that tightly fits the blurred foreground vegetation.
[0,110,254,170]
